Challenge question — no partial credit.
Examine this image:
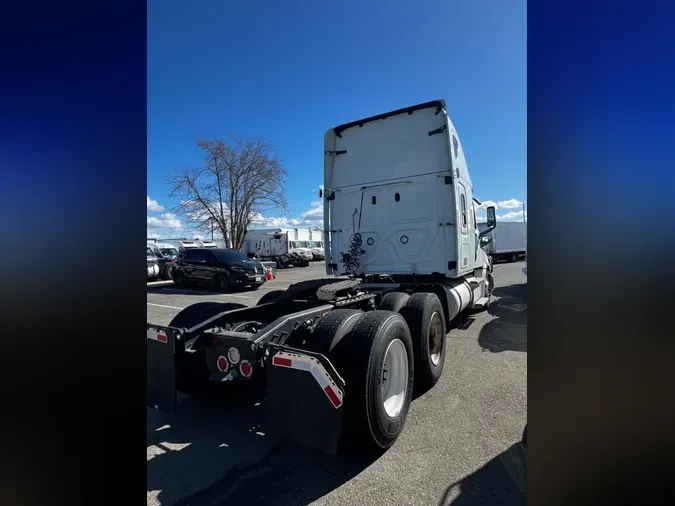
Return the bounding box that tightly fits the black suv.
[172,248,267,291]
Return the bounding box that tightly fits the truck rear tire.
[399,293,447,394]
[305,309,363,355]
[170,302,247,396]
[326,310,414,451]
[379,292,410,313]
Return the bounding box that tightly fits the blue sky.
[147,0,526,238]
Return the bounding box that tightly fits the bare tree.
[168,137,288,249]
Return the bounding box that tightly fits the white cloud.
[247,199,324,230]
[498,210,527,221]
[147,212,182,229]
[497,199,523,209]
[147,231,160,239]
[301,200,323,219]
[147,196,164,212]
[474,198,524,210]
[476,200,498,210]
[249,214,303,228]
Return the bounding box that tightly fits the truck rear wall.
[325,104,457,276]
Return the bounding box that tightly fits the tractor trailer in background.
[477,221,526,263]
[147,99,498,457]
[244,228,314,268]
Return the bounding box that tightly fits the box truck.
[477,221,526,263]
[244,228,314,268]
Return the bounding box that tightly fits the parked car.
[147,247,160,281]
[172,248,267,291]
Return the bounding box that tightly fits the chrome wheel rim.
[380,338,409,418]
[429,311,443,366]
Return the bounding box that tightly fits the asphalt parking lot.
[147,261,527,506]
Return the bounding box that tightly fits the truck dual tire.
[310,310,415,452]
[379,292,410,313]
[305,309,363,356]
[399,293,447,394]
[170,302,248,396]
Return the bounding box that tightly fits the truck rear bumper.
[146,324,345,455]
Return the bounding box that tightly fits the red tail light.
[216,355,228,373]
[239,360,253,378]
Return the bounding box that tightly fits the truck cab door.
[456,182,471,274]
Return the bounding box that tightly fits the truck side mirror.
[319,189,323,198]
[486,206,496,228]
[480,236,493,247]
[479,206,497,238]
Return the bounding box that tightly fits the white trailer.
[244,228,314,268]
[477,221,526,262]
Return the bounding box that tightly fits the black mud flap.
[146,324,180,414]
[265,345,345,455]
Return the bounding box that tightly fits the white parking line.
[147,303,184,310]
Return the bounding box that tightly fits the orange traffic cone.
[266,267,273,281]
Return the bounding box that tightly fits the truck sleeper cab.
[147,100,497,457]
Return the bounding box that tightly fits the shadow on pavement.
[147,393,377,506]
[439,441,527,506]
[478,283,527,353]
[147,284,264,297]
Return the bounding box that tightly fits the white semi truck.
[244,228,314,268]
[147,100,498,456]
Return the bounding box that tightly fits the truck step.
[457,318,475,330]
[471,296,490,309]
